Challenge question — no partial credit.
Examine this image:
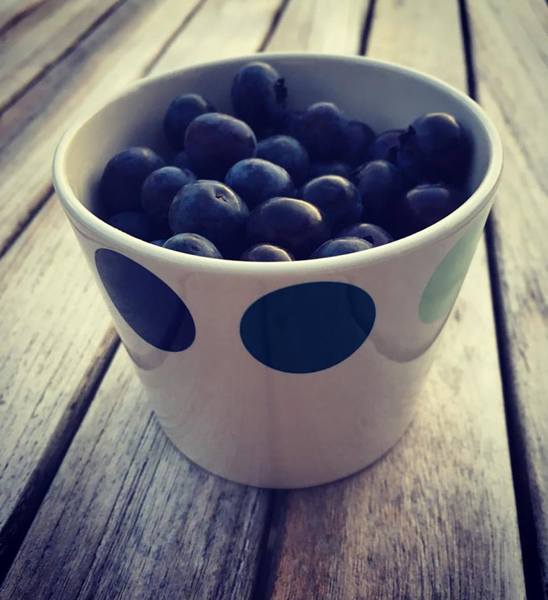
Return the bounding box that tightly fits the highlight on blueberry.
[225,158,294,209]
[302,175,362,229]
[163,233,222,258]
[311,237,373,259]
[241,244,294,262]
[246,197,330,259]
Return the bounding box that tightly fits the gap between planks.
[459,0,548,597]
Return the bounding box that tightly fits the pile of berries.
[98,61,470,261]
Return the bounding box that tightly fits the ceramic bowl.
[53,53,502,488]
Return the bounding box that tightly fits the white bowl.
[53,53,502,488]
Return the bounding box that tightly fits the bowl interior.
[62,54,493,222]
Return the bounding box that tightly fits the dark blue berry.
[168,180,249,255]
[163,233,222,258]
[369,129,403,163]
[256,135,309,185]
[225,158,293,209]
[308,161,352,180]
[311,237,372,259]
[339,223,393,246]
[171,150,191,170]
[398,184,462,235]
[303,175,362,229]
[247,197,329,259]
[141,166,195,228]
[151,239,166,246]
[106,211,151,240]
[241,244,293,262]
[343,120,375,166]
[278,109,303,137]
[163,94,214,150]
[185,113,257,179]
[355,160,404,228]
[296,102,347,160]
[100,147,165,214]
[231,62,287,134]
[398,113,469,183]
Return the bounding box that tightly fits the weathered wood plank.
[0,0,204,256]
[0,350,270,600]
[153,0,290,74]
[0,201,116,571]
[0,0,284,592]
[266,1,526,598]
[0,0,206,573]
[467,0,548,594]
[0,0,125,113]
[0,0,45,33]
[266,0,368,54]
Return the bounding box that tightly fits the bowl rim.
[53,52,503,276]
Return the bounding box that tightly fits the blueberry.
[343,120,375,166]
[398,113,469,183]
[168,180,249,255]
[311,237,372,259]
[231,62,287,134]
[369,129,404,163]
[241,243,293,262]
[247,197,329,259]
[256,135,309,185]
[398,184,462,235]
[99,147,165,214]
[171,150,191,170]
[296,102,347,160]
[163,94,214,150]
[225,158,294,209]
[303,175,362,229]
[163,233,222,258]
[355,160,404,228]
[106,211,151,240]
[339,223,393,246]
[308,161,352,180]
[141,166,195,228]
[185,113,257,179]
[151,239,167,246]
[278,109,303,137]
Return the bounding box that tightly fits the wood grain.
[0,0,205,572]
[266,1,526,598]
[0,0,45,33]
[0,350,270,600]
[0,0,125,113]
[153,0,288,74]
[0,201,116,568]
[467,0,548,593]
[266,0,369,54]
[0,0,204,255]
[0,0,284,593]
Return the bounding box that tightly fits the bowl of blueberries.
[53,53,502,488]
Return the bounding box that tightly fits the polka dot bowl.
[53,53,502,488]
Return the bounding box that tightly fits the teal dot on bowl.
[419,220,485,324]
[240,282,376,374]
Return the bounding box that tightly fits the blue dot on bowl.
[95,249,195,352]
[240,281,376,374]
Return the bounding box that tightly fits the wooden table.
[0,1,546,598]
